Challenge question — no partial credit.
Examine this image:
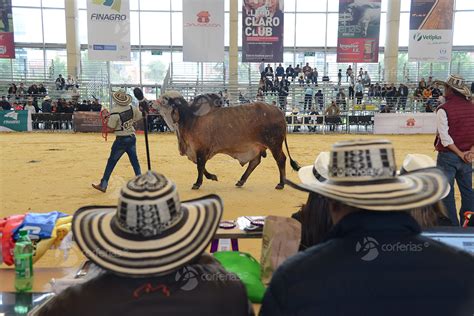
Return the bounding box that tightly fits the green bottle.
[14,230,34,292]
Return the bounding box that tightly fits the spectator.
[291,152,333,249]
[291,106,301,132]
[65,74,77,90]
[264,64,274,79]
[427,76,433,86]
[298,74,305,86]
[256,87,264,101]
[294,64,302,78]
[41,96,52,113]
[367,84,375,100]
[278,84,289,111]
[358,67,363,79]
[430,83,442,107]
[285,64,294,81]
[275,63,284,79]
[38,83,47,96]
[17,83,25,98]
[418,77,427,90]
[64,102,75,114]
[7,83,17,98]
[0,96,11,110]
[261,139,474,316]
[91,99,102,112]
[381,83,388,99]
[335,88,347,110]
[324,101,341,131]
[311,68,318,85]
[397,83,409,111]
[55,74,65,90]
[346,65,353,82]
[355,80,364,105]
[27,84,39,96]
[259,59,265,78]
[304,85,313,111]
[302,63,312,81]
[306,107,320,132]
[265,77,274,96]
[337,69,342,85]
[374,82,381,98]
[24,98,36,113]
[386,85,397,110]
[37,171,253,316]
[314,89,324,110]
[14,102,23,111]
[434,74,474,226]
[362,71,371,86]
[348,75,355,100]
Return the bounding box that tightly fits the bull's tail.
[284,137,301,171]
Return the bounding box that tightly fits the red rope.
[100,109,110,141]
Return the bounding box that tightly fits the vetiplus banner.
[337,0,381,63]
[183,0,224,62]
[87,0,130,61]
[0,0,15,59]
[0,111,31,132]
[242,0,284,63]
[408,0,454,62]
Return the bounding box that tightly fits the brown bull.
[154,91,300,190]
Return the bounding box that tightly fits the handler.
[92,91,142,192]
[434,74,474,226]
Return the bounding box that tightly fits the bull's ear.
[171,108,180,123]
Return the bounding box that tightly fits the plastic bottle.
[14,230,34,292]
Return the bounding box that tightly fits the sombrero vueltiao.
[112,90,132,107]
[73,171,223,277]
[433,74,472,100]
[286,139,448,211]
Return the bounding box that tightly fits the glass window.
[141,50,171,84]
[297,0,327,12]
[295,13,326,46]
[172,12,182,46]
[12,7,43,43]
[284,0,296,12]
[400,0,411,12]
[453,12,474,45]
[456,0,474,10]
[78,10,88,44]
[140,12,170,45]
[381,0,387,12]
[12,0,40,7]
[326,13,338,47]
[398,12,409,47]
[130,0,139,11]
[43,9,66,44]
[77,0,86,9]
[140,0,170,11]
[46,49,67,78]
[172,0,182,11]
[130,11,140,45]
[110,51,140,83]
[42,0,64,8]
[328,0,339,12]
[284,12,295,47]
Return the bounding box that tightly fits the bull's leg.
[192,154,206,190]
[236,155,262,187]
[204,168,218,181]
[270,147,287,190]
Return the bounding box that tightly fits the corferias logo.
[406,118,416,127]
[197,11,210,23]
[175,266,199,291]
[355,236,379,261]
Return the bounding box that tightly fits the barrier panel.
[73,112,102,132]
[0,110,31,132]
[374,113,437,134]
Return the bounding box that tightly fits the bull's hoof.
[192,183,201,190]
[235,180,245,187]
[208,174,218,181]
[275,183,284,190]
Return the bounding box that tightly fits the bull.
[134,88,300,190]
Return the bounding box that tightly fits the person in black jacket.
[261,139,474,316]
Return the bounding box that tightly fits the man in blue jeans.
[92,91,142,192]
[434,74,474,226]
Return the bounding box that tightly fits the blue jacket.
[260,211,474,316]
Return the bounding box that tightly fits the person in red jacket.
[434,74,474,226]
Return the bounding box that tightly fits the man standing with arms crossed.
[92,91,142,192]
[434,74,474,226]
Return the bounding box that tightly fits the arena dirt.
[0,132,462,265]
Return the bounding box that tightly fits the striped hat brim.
[72,194,222,277]
[286,168,448,211]
[112,92,132,106]
[432,80,472,98]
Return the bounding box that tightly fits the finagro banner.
[0,111,31,132]
[242,0,284,63]
[183,0,224,62]
[87,0,131,61]
[0,0,15,59]
[337,0,381,63]
[408,0,454,62]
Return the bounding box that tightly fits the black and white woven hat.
[72,171,223,277]
[433,74,472,99]
[297,151,330,183]
[286,139,448,211]
[112,90,132,107]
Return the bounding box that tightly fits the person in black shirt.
[0,96,11,110]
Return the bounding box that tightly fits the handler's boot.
[92,181,107,193]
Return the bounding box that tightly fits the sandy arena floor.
[0,132,461,263]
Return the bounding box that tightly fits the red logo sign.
[197,11,210,23]
[406,118,416,127]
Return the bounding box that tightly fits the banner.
[374,113,437,134]
[87,0,130,61]
[0,0,15,59]
[73,112,102,132]
[183,0,224,62]
[408,0,454,62]
[242,0,284,62]
[0,111,31,132]
[337,0,381,63]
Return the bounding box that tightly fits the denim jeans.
[100,135,141,189]
[437,151,473,226]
